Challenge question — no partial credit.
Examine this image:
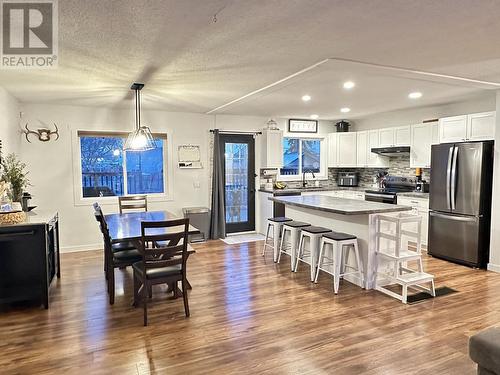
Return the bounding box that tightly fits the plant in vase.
[0,153,30,203]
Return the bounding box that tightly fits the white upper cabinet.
[439,112,495,143]
[327,133,338,167]
[394,126,411,146]
[431,120,440,144]
[439,115,468,143]
[367,129,389,168]
[378,126,411,147]
[356,131,368,167]
[378,128,395,147]
[410,123,432,168]
[261,129,283,168]
[337,132,357,167]
[467,111,495,141]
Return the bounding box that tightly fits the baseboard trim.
[487,263,500,273]
[61,243,101,253]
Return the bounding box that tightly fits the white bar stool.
[314,232,364,294]
[277,221,311,271]
[261,217,293,262]
[294,226,332,281]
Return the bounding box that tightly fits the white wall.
[352,93,495,130]
[18,104,294,251]
[0,87,21,155]
[488,90,500,273]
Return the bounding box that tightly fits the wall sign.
[288,119,318,133]
[178,145,203,169]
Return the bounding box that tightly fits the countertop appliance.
[365,176,417,204]
[338,172,359,187]
[428,141,494,268]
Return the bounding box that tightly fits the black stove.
[365,176,417,204]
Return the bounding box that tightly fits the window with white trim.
[78,133,167,198]
[279,137,326,179]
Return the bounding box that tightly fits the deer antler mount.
[23,121,60,143]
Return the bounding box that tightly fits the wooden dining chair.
[133,218,190,326]
[93,205,142,304]
[118,195,148,214]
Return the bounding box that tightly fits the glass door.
[220,134,255,233]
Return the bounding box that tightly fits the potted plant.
[1,153,30,203]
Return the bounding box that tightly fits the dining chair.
[93,205,142,304]
[118,195,148,214]
[133,218,190,326]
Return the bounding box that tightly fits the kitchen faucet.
[302,169,316,188]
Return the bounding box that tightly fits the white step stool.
[374,212,435,304]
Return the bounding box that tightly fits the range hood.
[371,146,410,156]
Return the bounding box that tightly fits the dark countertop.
[269,195,412,215]
[0,210,58,227]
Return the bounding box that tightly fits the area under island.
[269,195,412,289]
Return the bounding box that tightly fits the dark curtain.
[209,130,226,239]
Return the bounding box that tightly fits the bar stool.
[277,221,311,271]
[262,217,293,262]
[294,226,332,281]
[314,232,364,294]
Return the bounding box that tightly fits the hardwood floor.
[1,240,499,374]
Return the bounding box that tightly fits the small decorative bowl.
[0,211,27,225]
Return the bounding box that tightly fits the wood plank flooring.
[1,240,499,374]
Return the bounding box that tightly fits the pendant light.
[123,82,156,151]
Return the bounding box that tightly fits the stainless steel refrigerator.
[428,141,494,268]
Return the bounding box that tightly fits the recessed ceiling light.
[408,92,422,99]
[340,107,351,113]
[302,95,311,102]
[343,81,355,89]
[310,114,319,120]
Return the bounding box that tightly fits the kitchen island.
[269,195,412,289]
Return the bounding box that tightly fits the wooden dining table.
[105,210,200,294]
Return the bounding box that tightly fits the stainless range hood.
[371,146,410,156]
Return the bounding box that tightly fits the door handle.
[429,211,478,222]
[451,146,458,210]
[446,146,453,210]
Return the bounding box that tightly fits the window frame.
[71,129,174,206]
[278,135,327,181]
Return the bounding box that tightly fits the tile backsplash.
[261,155,430,189]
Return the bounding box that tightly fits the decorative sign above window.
[178,145,202,169]
[288,119,318,133]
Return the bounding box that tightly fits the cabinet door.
[267,130,283,168]
[431,120,440,145]
[258,192,273,234]
[367,129,389,167]
[356,131,368,167]
[327,133,338,167]
[439,115,467,143]
[420,208,429,246]
[394,126,411,146]
[410,123,432,168]
[337,132,357,167]
[467,112,495,141]
[378,128,395,147]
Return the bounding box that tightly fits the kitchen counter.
[0,210,58,226]
[258,186,367,194]
[397,192,429,198]
[269,195,412,215]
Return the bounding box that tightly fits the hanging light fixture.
[123,83,156,151]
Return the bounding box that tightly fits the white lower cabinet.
[258,191,273,235]
[397,196,429,246]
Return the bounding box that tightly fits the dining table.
[105,210,200,294]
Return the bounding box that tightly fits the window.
[280,137,325,179]
[79,134,166,198]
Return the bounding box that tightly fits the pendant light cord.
[135,89,140,131]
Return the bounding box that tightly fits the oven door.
[365,192,396,204]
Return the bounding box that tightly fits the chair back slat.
[140,219,189,271]
[93,203,112,256]
[118,195,148,214]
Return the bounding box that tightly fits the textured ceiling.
[1,0,500,117]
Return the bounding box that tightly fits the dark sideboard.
[0,211,60,309]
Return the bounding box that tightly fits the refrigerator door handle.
[446,146,454,209]
[451,146,459,210]
[429,211,478,222]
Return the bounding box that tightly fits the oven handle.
[365,193,396,199]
